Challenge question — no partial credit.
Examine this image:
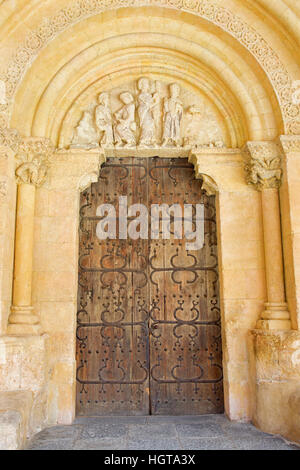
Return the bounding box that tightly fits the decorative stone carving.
[0,127,21,152]
[153,81,163,143]
[184,106,225,148]
[68,78,225,151]
[162,83,183,147]
[15,138,54,187]
[280,135,300,153]
[245,142,283,191]
[15,160,48,187]
[95,92,114,147]
[70,110,98,149]
[137,77,156,147]
[114,92,136,148]
[292,81,300,105]
[0,0,298,135]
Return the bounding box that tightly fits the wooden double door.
[76,157,223,416]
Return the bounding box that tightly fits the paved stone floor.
[27,414,299,450]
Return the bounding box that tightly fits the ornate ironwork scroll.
[76,157,223,416]
[148,159,223,415]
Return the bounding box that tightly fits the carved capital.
[0,127,21,152]
[280,135,300,154]
[244,141,282,191]
[15,137,54,187]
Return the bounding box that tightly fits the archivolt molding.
[280,135,300,153]
[0,0,298,134]
[0,127,21,152]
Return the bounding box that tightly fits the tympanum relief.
[68,78,225,151]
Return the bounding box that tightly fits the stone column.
[280,135,300,330]
[7,137,54,335]
[0,128,21,334]
[245,141,291,330]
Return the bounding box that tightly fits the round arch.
[0,2,298,136]
[1,0,299,434]
[7,7,286,146]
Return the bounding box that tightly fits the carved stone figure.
[95,92,114,147]
[162,83,183,147]
[184,105,225,148]
[71,111,98,149]
[153,81,163,142]
[137,77,156,147]
[114,92,136,148]
[67,78,225,151]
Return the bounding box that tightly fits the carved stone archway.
[1,123,300,443]
[1,1,299,135]
[1,0,300,449]
[4,134,258,424]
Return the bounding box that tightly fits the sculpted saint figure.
[95,92,114,147]
[137,77,156,146]
[114,92,136,148]
[152,81,163,143]
[71,111,98,148]
[162,83,183,147]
